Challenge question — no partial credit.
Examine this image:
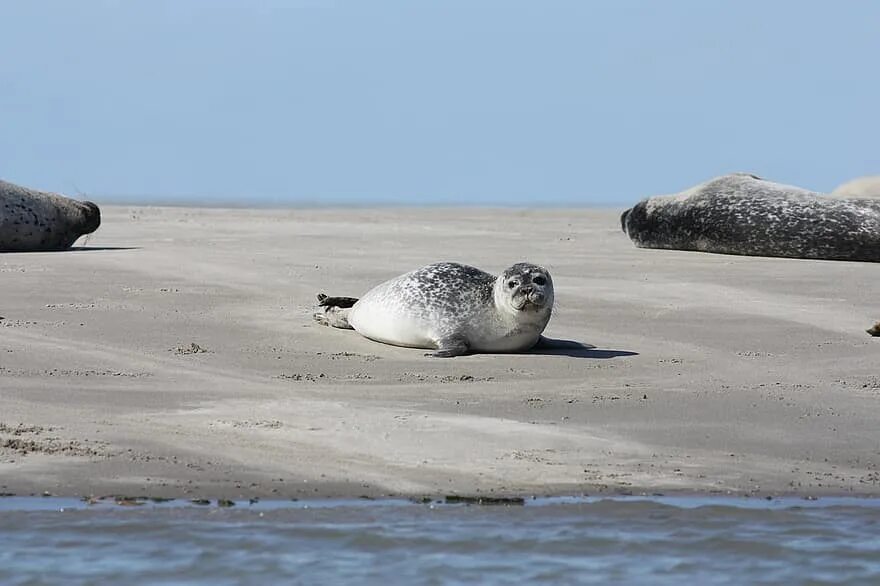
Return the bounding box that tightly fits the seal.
[620,173,880,262]
[832,176,880,200]
[868,322,880,337]
[314,262,554,357]
[1,179,101,252]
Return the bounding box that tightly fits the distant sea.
[1,496,878,585]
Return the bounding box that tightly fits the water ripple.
[0,500,878,585]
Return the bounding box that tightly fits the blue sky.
[1,1,879,206]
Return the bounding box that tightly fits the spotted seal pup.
[1,179,101,252]
[620,173,880,262]
[314,262,554,357]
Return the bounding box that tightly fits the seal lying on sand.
[1,179,101,252]
[868,322,880,337]
[620,173,880,262]
[314,262,554,357]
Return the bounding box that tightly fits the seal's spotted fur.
[315,262,554,357]
[1,179,100,252]
[621,173,880,262]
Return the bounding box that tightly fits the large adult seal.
[1,179,101,252]
[620,173,880,262]
[314,262,555,357]
[832,176,880,200]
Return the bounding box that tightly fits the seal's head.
[78,201,101,235]
[620,200,649,244]
[494,262,554,316]
[620,208,631,235]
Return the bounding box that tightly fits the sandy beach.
[1,206,878,500]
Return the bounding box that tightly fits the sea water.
[0,496,878,585]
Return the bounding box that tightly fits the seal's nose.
[620,209,631,234]
[79,201,101,234]
[522,285,546,306]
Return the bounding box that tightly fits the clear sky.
[2,1,879,206]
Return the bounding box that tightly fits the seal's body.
[832,176,880,200]
[315,262,554,357]
[0,180,100,251]
[620,173,880,262]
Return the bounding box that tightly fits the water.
[1,497,879,585]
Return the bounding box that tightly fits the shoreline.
[4,493,880,514]
[2,206,878,500]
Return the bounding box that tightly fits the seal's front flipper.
[429,336,470,358]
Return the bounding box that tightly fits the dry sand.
[1,206,878,500]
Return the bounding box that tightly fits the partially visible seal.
[620,173,880,262]
[832,176,880,200]
[314,262,555,357]
[868,322,880,337]
[1,179,101,252]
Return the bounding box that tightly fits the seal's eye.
[507,280,518,289]
[532,276,546,286]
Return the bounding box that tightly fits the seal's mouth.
[513,292,547,311]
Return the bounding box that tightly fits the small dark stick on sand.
[867,322,880,337]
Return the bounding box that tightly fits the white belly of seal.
[348,304,436,349]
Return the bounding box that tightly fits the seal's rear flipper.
[314,293,356,329]
[317,293,359,309]
[314,306,354,329]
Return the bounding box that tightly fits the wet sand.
[1,206,878,499]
